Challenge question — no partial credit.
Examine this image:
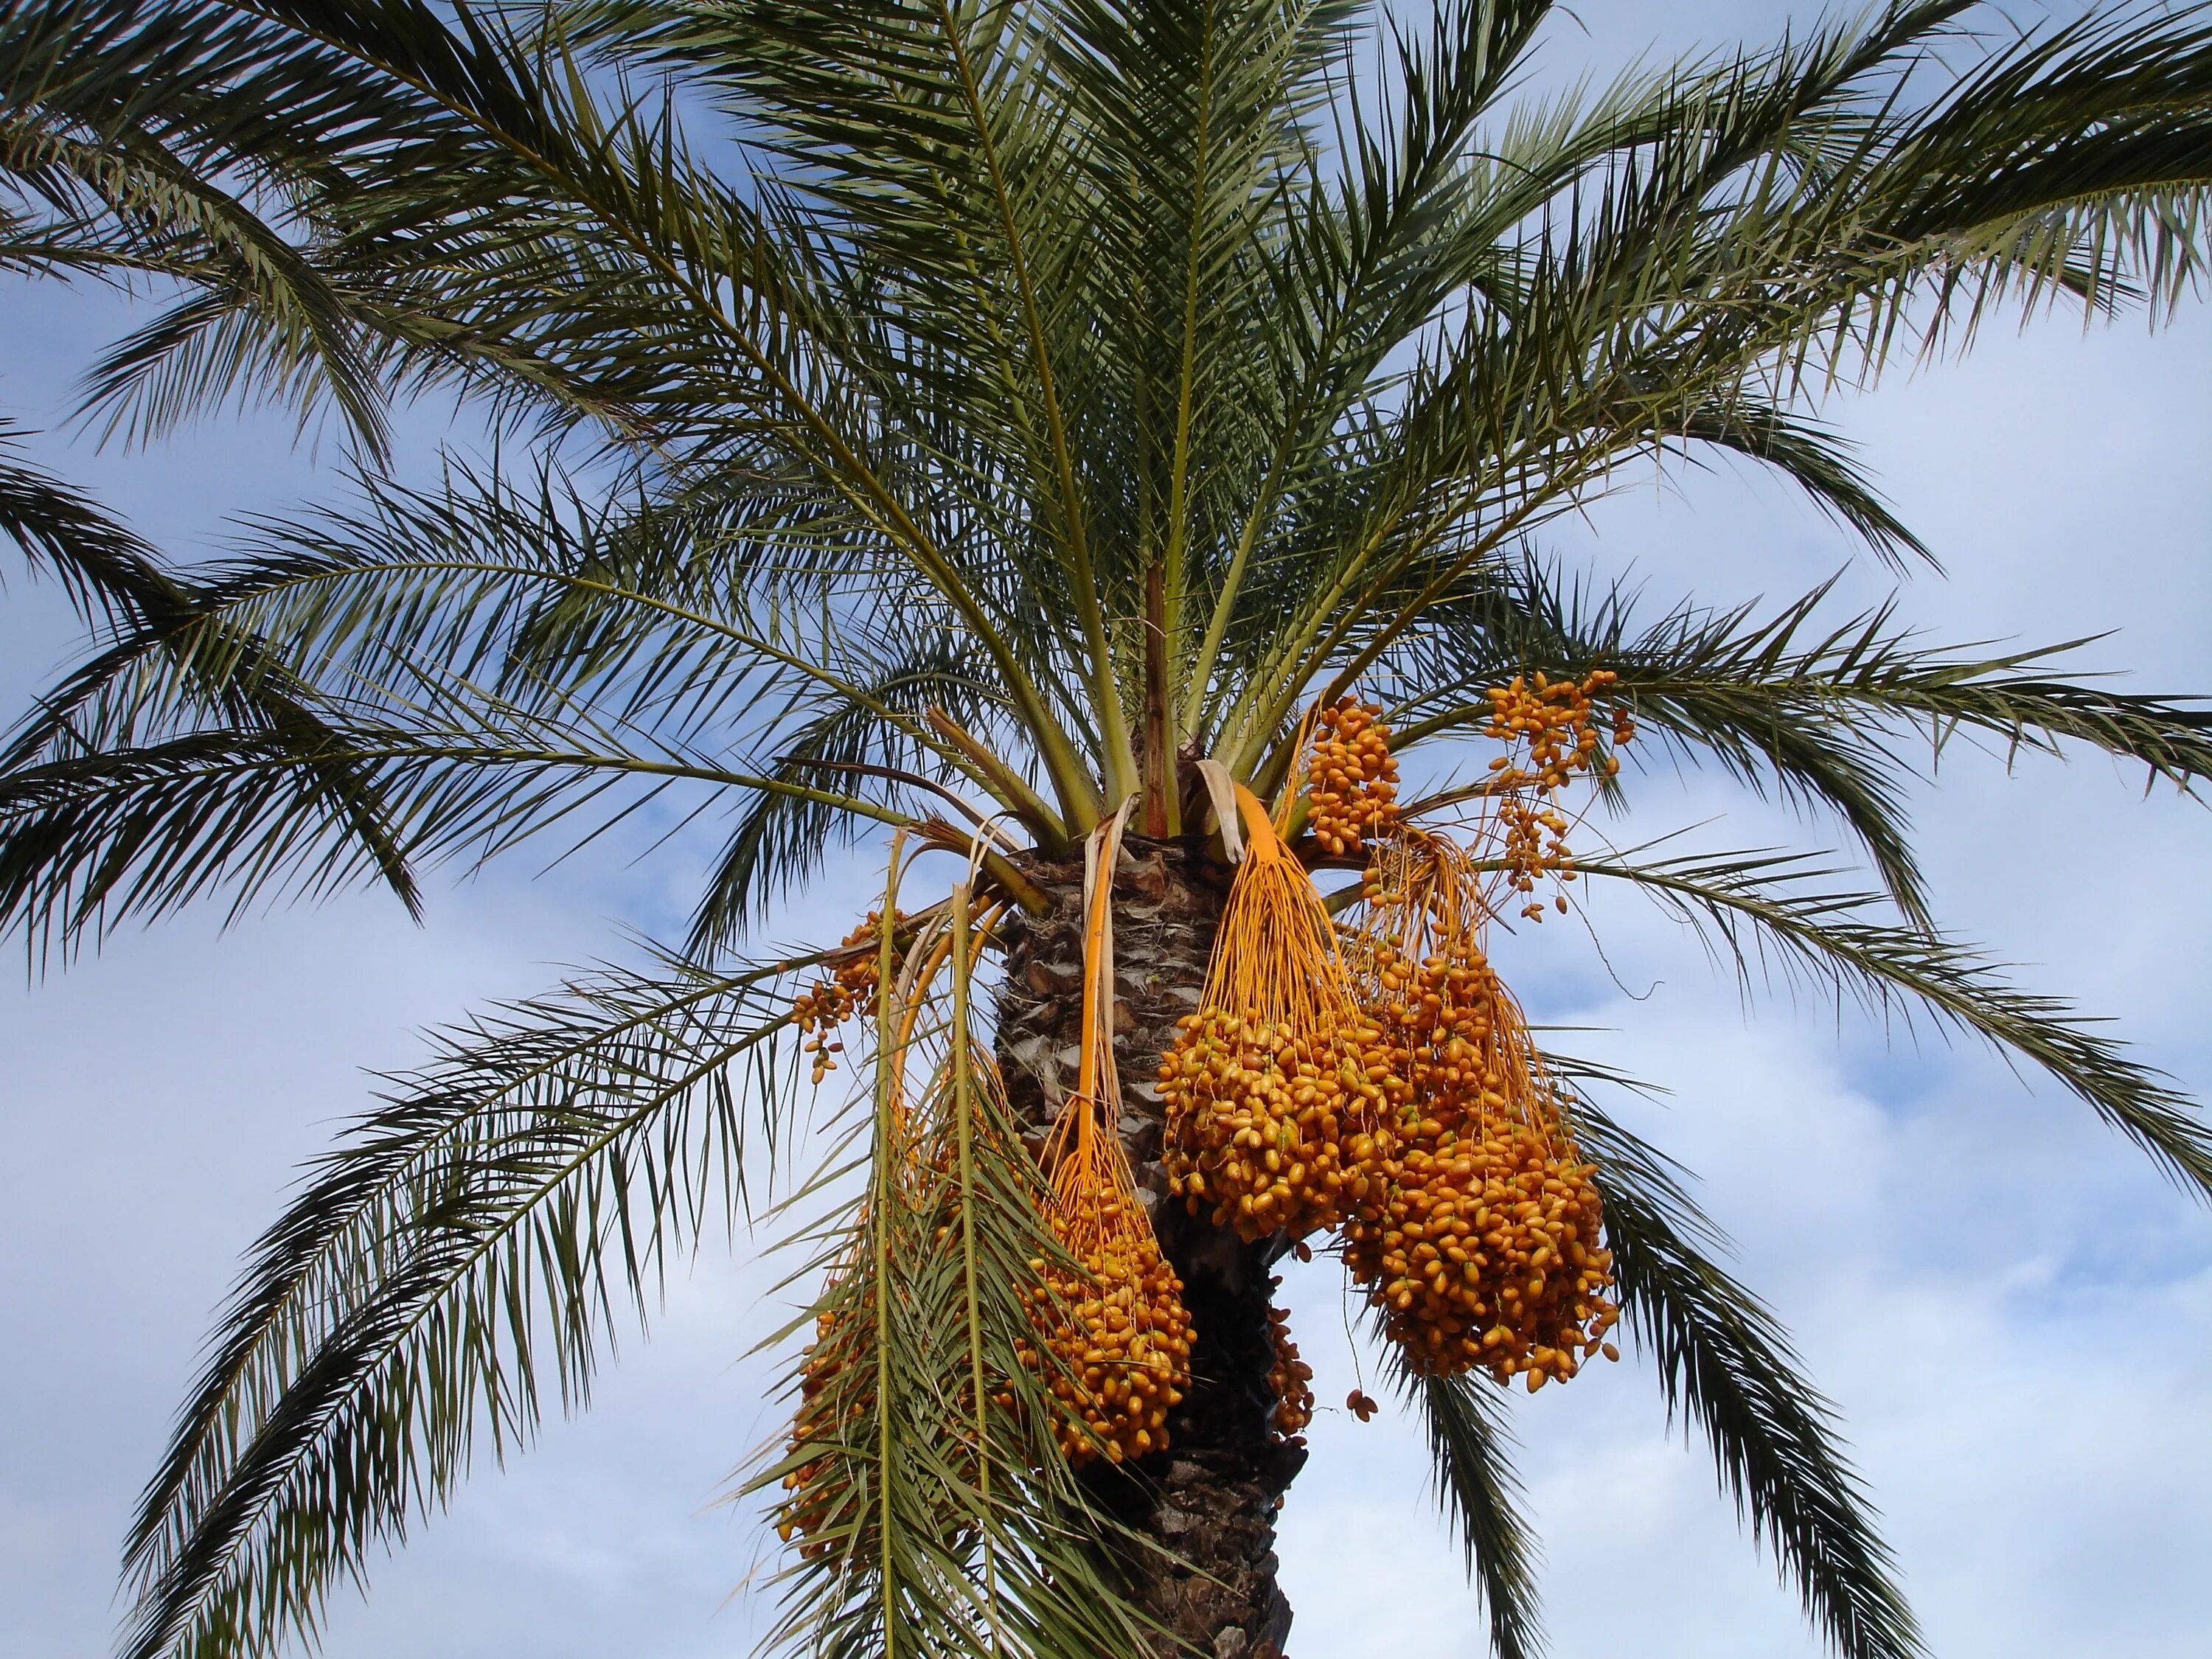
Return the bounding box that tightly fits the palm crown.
[5,1,2212,1656]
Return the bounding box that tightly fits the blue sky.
[4,4,2211,1657]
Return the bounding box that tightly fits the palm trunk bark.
[997,835,1304,1659]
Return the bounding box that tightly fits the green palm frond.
[122,945,815,1659]
[1568,1097,1920,1659]
[0,636,915,953]
[1390,1353,1543,1659]
[690,641,1002,953]
[1571,844,2212,1202]
[1397,570,2212,794]
[1666,402,1933,571]
[0,0,479,454]
[0,418,186,622]
[1213,1,2212,747]
[1386,564,2212,925]
[0,436,426,953]
[0,460,993,950]
[749,874,1152,1658]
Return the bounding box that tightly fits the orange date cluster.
[792,913,904,1083]
[1306,696,1400,857]
[1340,935,1618,1387]
[1480,670,1632,922]
[1266,1293,1315,1441]
[1022,1093,1193,1464]
[1158,1008,1398,1239]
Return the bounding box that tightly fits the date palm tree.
[6,1,2212,1656]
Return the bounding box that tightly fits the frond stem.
[931,0,1133,810]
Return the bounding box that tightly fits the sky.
[4,4,2211,1658]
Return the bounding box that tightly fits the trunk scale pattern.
[996,835,1306,1659]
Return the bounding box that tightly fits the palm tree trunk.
[998,835,1304,1659]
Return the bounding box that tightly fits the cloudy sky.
[4,4,2210,1657]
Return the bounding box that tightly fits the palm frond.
[0,453,1016,953]
[0,677,908,960]
[1386,1351,1543,1659]
[1388,566,2212,925]
[688,639,1001,955]
[122,945,815,1659]
[1669,401,1932,571]
[0,0,473,454]
[0,419,184,622]
[1568,1096,1921,1659]
[1572,844,2212,1203]
[0,447,426,956]
[751,869,1155,1658]
[1214,1,2212,728]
